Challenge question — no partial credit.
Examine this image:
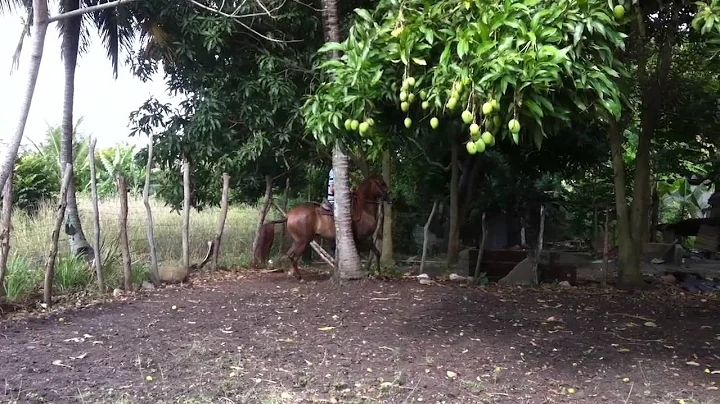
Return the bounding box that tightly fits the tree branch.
[47,0,140,24]
[407,136,450,172]
[187,0,303,43]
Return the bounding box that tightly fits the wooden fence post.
[117,175,132,291]
[531,204,546,285]
[0,172,14,300]
[43,163,73,306]
[251,175,274,266]
[182,159,191,272]
[211,173,230,271]
[473,212,487,280]
[143,137,160,286]
[88,137,104,292]
[420,201,438,275]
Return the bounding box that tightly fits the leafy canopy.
[127,0,325,209]
[692,0,720,59]
[302,0,630,155]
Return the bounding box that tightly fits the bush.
[11,152,60,215]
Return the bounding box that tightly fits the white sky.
[0,4,179,153]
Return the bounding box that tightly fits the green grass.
[2,253,42,301]
[2,195,280,303]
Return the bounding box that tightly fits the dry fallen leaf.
[52,359,71,368]
[145,375,153,381]
[281,392,292,399]
[318,326,336,331]
[686,361,700,367]
[617,347,630,353]
[644,321,657,327]
[70,352,87,360]
[446,370,457,378]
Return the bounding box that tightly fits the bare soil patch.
[1,269,718,403]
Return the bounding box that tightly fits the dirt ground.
[1,269,718,404]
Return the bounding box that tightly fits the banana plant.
[658,177,714,222]
[97,143,146,197]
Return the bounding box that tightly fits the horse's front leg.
[366,239,382,276]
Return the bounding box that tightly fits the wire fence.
[6,186,447,272]
[8,195,278,269]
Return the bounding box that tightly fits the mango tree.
[302,0,629,266]
[128,0,323,202]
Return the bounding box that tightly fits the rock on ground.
[498,257,536,285]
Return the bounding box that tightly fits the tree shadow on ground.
[395,283,719,402]
[0,273,717,403]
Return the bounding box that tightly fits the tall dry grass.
[3,196,281,302]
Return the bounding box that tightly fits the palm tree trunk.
[0,0,50,193]
[321,0,363,279]
[333,143,364,279]
[60,1,93,261]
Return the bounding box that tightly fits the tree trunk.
[609,120,642,286]
[614,5,676,288]
[0,0,50,197]
[380,150,394,264]
[322,0,363,279]
[602,205,609,288]
[117,175,132,291]
[649,180,659,242]
[458,155,481,225]
[0,172,14,300]
[88,137,103,292]
[60,2,93,261]
[181,159,191,271]
[446,135,460,265]
[211,173,230,271]
[44,164,73,307]
[252,175,273,266]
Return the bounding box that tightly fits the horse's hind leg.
[286,240,307,280]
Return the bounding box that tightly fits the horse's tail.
[254,220,285,264]
[266,219,288,225]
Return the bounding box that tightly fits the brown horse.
[258,174,393,279]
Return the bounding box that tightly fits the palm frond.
[10,12,32,73]
[92,0,138,78]
[0,0,30,14]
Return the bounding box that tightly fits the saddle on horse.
[319,198,334,216]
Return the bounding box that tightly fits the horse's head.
[364,175,394,204]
